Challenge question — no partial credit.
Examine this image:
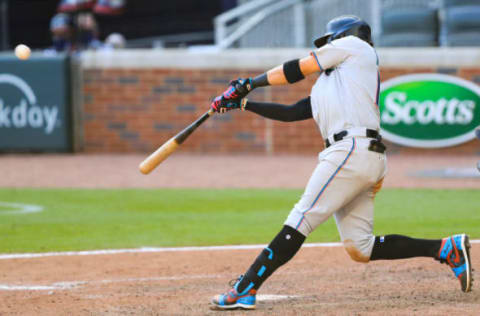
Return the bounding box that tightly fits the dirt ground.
[0,246,479,315]
[0,153,479,315]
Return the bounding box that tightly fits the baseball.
[14,44,31,60]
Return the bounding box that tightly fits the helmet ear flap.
[357,24,373,46]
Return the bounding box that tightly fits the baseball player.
[210,15,473,310]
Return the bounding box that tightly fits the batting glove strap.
[241,98,248,111]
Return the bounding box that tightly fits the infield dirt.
[0,153,478,189]
[0,245,479,315]
[0,153,478,315]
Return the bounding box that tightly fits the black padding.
[268,225,305,265]
[283,59,305,84]
[236,225,305,292]
[237,248,271,292]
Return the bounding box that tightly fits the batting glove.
[229,78,253,99]
[210,95,248,113]
[218,78,252,103]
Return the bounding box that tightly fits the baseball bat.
[139,108,215,174]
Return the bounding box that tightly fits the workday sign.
[379,74,480,148]
[0,74,58,134]
[0,56,72,151]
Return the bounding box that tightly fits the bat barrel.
[139,138,179,174]
[138,108,215,174]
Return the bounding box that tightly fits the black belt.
[325,129,386,154]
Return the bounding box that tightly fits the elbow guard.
[283,59,305,83]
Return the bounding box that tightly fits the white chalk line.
[1,239,479,260]
[0,242,343,260]
[0,274,219,291]
[0,239,480,260]
[0,201,43,215]
[0,273,302,303]
[0,274,301,301]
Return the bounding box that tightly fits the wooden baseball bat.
[139,108,215,174]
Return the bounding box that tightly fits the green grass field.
[0,188,479,253]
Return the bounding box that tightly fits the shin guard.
[236,225,305,293]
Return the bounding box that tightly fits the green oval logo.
[379,74,480,148]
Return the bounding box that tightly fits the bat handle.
[174,108,215,144]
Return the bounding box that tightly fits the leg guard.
[236,225,305,293]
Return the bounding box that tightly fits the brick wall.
[81,52,480,155]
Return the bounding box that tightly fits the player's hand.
[210,95,246,113]
[218,78,252,103]
[229,78,253,99]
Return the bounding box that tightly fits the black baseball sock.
[370,234,442,260]
[235,225,306,293]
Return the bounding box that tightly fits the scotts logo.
[0,74,59,134]
[379,74,480,148]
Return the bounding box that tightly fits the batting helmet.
[314,15,372,48]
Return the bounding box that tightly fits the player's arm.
[210,55,320,114]
[243,97,312,122]
[231,54,322,97]
[211,55,320,115]
[260,54,323,86]
[215,41,349,108]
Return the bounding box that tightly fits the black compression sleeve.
[370,235,442,260]
[246,97,312,122]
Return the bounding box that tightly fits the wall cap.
[80,47,480,69]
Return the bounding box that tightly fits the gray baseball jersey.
[284,36,386,261]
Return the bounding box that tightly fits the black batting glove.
[210,95,247,114]
[230,78,253,99]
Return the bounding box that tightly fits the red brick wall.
[82,66,480,154]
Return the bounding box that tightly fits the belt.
[325,128,386,154]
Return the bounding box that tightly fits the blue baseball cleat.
[438,234,473,292]
[211,277,257,310]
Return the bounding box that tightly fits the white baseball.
[15,44,31,60]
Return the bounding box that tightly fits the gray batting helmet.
[314,15,373,48]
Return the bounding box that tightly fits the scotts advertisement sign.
[0,56,72,151]
[379,74,480,148]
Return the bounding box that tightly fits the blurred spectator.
[104,32,126,49]
[58,0,126,15]
[49,11,102,52]
[76,12,102,50]
[94,0,126,15]
[49,0,126,53]
[58,0,96,13]
[50,13,73,52]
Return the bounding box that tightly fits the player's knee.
[343,238,372,263]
